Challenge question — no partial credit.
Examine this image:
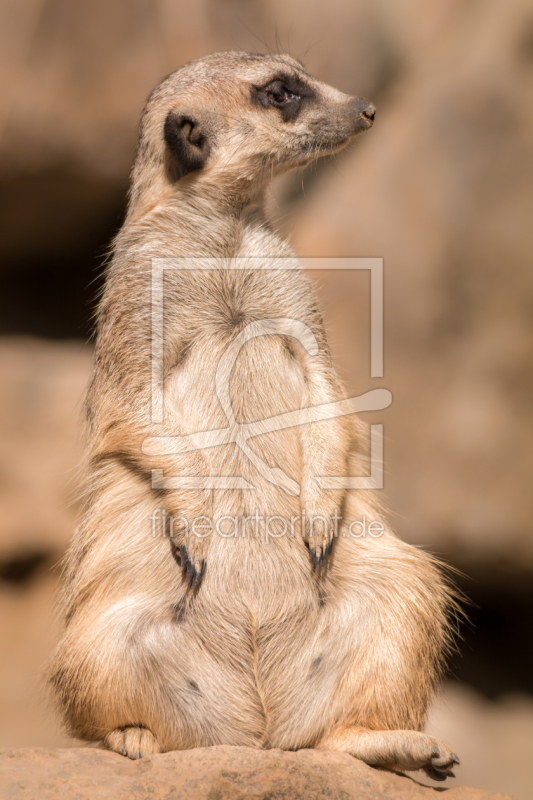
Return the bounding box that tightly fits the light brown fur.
[48,52,459,781]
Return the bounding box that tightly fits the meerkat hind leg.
[317,726,459,781]
[103,726,162,759]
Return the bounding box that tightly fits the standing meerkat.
[49,51,460,782]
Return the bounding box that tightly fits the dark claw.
[425,764,456,782]
[309,546,322,576]
[309,538,335,577]
[424,767,449,782]
[185,555,195,583]
[191,558,206,591]
[179,545,206,592]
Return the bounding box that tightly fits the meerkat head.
[130,52,375,214]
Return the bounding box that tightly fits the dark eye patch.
[265,81,296,104]
[251,72,315,122]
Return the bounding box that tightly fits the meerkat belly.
[167,329,314,604]
[168,331,306,522]
[165,331,324,733]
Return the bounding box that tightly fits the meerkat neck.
[127,163,268,221]
[119,180,272,260]
[127,178,267,231]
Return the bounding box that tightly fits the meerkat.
[49,51,460,782]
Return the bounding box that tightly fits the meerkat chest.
[165,263,311,434]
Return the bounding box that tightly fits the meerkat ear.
[164,112,211,181]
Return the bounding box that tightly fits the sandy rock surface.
[0,745,518,800]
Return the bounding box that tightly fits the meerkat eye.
[252,75,311,121]
[265,81,297,105]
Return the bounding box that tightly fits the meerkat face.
[135,52,375,200]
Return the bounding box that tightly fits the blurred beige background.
[0,1,532,798]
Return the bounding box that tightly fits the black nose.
[352,98,376,129]
[361,102,376,122]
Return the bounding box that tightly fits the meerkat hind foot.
[317,727,459,781]
[103,726,162,759]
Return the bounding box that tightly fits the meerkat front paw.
[170,538,207,592]
[307,533,335,577]
[303,499,343,577]
[301,484,344,578]
[103,726,161,759]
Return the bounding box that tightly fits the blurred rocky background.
[0,0,532,797]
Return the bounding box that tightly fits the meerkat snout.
[339,98,376,138]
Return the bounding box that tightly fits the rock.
[0,745,517,800]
